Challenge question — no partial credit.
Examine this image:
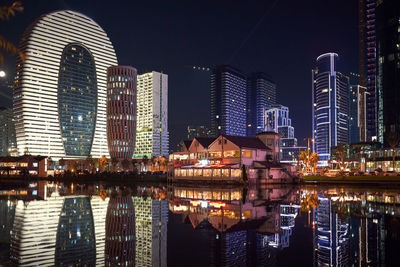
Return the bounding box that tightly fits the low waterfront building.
[171,132,296,183]
[0,155,49,177]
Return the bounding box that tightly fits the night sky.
[1,0,359,150]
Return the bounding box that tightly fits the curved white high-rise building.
[14,10,118,159]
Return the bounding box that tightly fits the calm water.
[1,180,400,266]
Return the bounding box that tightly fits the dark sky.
[0,0,359,150]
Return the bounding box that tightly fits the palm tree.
[299,150,309,172]
[335,144,346,170]
[0,2,25,65]
[160,156,168,172]
[309,152,320,174]
[387,131,400,171]
[99,156,108,172]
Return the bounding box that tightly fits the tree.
[142,155,149,171]
[0,1,25,65]
[121,159,131,171]
[59,158,65,170]
[160,156,168,172]
[72,161,79,172]
[99,156,108,172]
[299,150,309,172]
[86,155,94,172]
[387,131,400,171]
[151,156,158,172]
[309,152,320,174]
[335,144,347,169]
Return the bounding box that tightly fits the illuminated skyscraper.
[264,105,306,163]
[134,72,169,158]
[349,85,368,143]
[376,0,400,145]
[312,53,349,163]
[13,10,118,159]
[359,0,377,141]
[107,66,137,159]
[210,65,247,137]
[133,197,168,267]
[247,72,276,137]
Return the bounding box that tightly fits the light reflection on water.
[0,181,400,266]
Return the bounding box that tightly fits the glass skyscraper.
[13,10,118,159]
[376,0,400,145]
[312,53,349,163]
[210,65,247,137]
[359,0,377,141]
[246,72,276,137]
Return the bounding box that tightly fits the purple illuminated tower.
[107,66,137,158]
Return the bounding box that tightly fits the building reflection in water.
[55,197,96,266]
[302,188,400,267]
[133,196,168,267]
[105,193,136,266]
[2,181,400,266]
[169,185,300,266]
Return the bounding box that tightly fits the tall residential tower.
[210,65,247,137]
[134,71,169,158]
[247,72,276,137]
[359,0,377,141]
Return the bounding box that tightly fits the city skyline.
[0,0,359,149]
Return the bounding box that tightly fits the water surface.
[1,180,400,266]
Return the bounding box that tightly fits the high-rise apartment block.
[187,125,211,140]
[247,72,276,137]
[210,65,247,137]
[264,105,306,163]
[312,53,349,163]
[0,108,16,156]
[134,72,169,158]
[106,66,137,159]
[13,10,117,159]
[349,85,368,143]
[376,0,400,145]
[359,0,377,141]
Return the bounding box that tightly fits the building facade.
[0,108,16,156]
[210,65,247,137]
[359,0,377,141]
[134,72,169,158]
[106,66,137,159]
[13,10,118,159]
[264,105,306,163]
[187,125,211,140]
[376,0,400,145]
[246,72,276,137]
[312,53,350,163]
[349,85,368,143]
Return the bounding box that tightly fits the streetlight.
[0,70,5,78]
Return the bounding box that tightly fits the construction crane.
[184,65,211,72]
